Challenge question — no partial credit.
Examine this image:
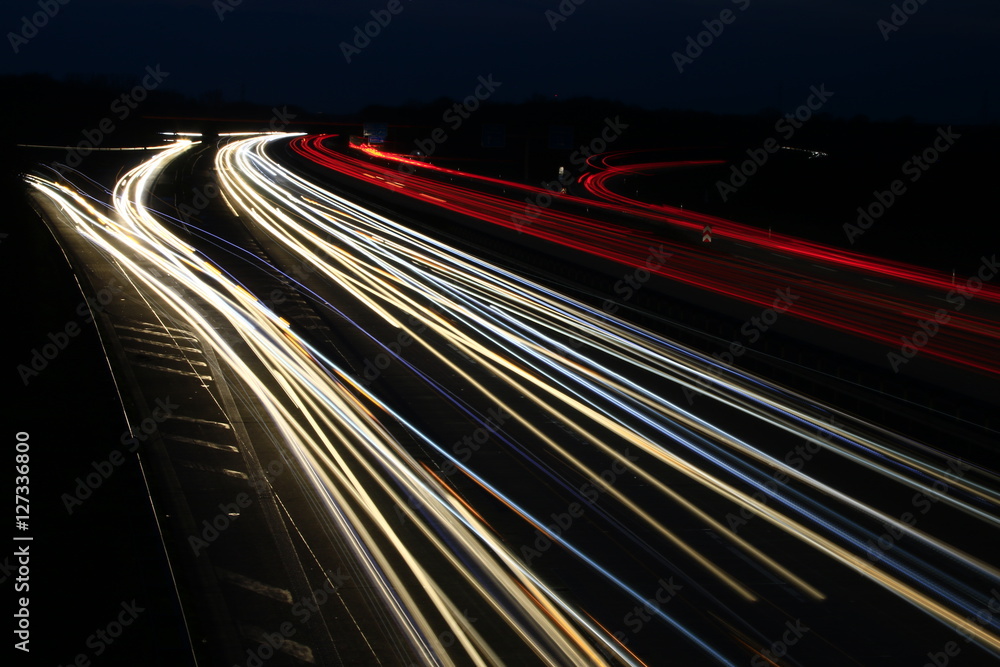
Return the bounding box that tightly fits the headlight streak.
[26,132,1000,664]
[29,145,657,665]
[453,305,1000,601]
[434,271,1000,538]
[216,135,1000,656]
[305,136,1000,376]
[429,268,1000,539]
[278,150,994,521]
[217,138,775,664]
[266,137,995,536]
[223,143,799,598]
[29,171,462,667]
[258,333,621,665]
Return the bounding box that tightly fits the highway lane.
[29,141,648,665]
[289,136,999,459]
[204,134,1000,664]
[269,144,998,471]
[19,133,1000,665]
[297,136,1000,382]
[25,143,426,666]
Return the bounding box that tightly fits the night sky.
[2,0,998,123]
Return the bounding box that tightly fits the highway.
[290,136,1000,379]
[21,133,1000,665]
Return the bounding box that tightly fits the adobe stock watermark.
[188,492,254,556]
[235,568,350,667]
[53,600,145,665]
[512,116,629,232]
[340,0,413,64]
[263,106,298,133]
[751,618,810,666]
[393,404,513,526]
[438,405,511,476]
[247,455,290,496]
[7,0,71,54]
[544,0,586,31]
[886,253,997,372]
[179,108,298,220]
[724,415,834,534]
[182,455,291,554]
[843,126,960,244]
[52,64,170,174]
[864,457,970,562]
[684,286,799,405]
[519,448,640,566]
[213,0,243,21]
[399,75,502,173]
[672,0,751,73]
[359,312,431,386]
[17,281,123,385]
[715,84,834,202]
[609,577,683,646]
[877,0,930,41]
[922,587,1000,667]
[405,609,479,665]
[601,244,673,315]
[178,179,222,224]
[12,543,30,652]
[61,397,180,514]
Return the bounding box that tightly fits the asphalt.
[8,137,999,666]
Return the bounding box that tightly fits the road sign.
[363,122,388,144]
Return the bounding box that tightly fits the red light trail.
[288,135,1000,376]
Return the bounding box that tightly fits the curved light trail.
[229,135,1000,660]
[23,134,1000,665]
[297,136,1000,376]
